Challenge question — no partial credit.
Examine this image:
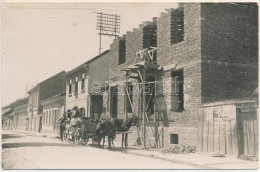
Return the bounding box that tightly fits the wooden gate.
[198,101,258,158]
[198,105,238,155]
[237,109,258,157]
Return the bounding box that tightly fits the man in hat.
[72,106,80,118]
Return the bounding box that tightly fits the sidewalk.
[121,148,258,169]
[8,129,258,170]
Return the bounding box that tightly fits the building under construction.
[103,3,258,159]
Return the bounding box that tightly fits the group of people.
[57,106,82,141]
[57,106,110,141]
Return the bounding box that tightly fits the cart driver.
[97,107,110,132]
[99,107,110,122]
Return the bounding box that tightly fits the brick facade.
[200,3,258,103]
[156,4,202,146]
[104,3,258,148]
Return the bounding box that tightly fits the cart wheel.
[63,128,69,142]
[74,128,82,145]
[84,134,90,145]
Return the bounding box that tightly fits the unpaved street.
[2,131,196,169]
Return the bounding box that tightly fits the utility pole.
[94,12,120,54]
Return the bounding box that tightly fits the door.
[237,109,258,157]
[110,86,118,117]
[91,95,103,120]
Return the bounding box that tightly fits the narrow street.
[2,131,197,169]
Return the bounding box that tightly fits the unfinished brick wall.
[156,4,202,147]
[201,3,258,103]
[201,3,258,64]
[201,62,258,102]
[108,22,158,119]
[157,3,201,67]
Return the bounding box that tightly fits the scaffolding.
[122,47,163,149]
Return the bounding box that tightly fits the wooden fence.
[197,100,258,157]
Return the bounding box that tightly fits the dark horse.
[96,114,139,149]
[113,114,139,147]
[96,119,115,149]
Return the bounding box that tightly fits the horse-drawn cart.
[63,117,99,145]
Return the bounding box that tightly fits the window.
[43,112,45,125]
[170,134,178,144]
[118,39,126,65]
[35,94,38,106]
[81,79,85,92]
[75,82,78,94]
[170,8,184,44]
[45,111,49,125]
[81,74,85,92]
[69,79,72,95]
[171,69,184,112]
[52,110,55,125]
[49,110,51,125]
[75,77,78,94]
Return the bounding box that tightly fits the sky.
[1,1,178,107]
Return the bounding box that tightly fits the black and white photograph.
[1,0,259,171]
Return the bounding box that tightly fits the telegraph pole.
[94,12,120,54]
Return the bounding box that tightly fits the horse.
[95,119,116,149]
[96,114,139,149]
[112,114,139,147]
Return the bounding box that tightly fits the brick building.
[27,71,67,132]
[105,2,258,153]
[66,50,109,120]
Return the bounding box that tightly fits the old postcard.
[1,0,259,171]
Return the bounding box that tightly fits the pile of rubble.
[162,144,196,154]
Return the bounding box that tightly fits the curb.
[122,150,216,169]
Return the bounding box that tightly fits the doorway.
[110,86,118,117]
[237,109,258,158]
[91,95,103,120]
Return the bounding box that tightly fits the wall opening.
[170,134,179,144]
[170,8,184,44]
[118,39,126,65]
[126,82,133,113]
[110,86,118,117]
[91,95,103,120]
[171,69,184,112]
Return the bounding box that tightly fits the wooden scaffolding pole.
[143,67,147,149]
[154,72,158,148]
[125,71,128,117]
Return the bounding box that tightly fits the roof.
[27,71,67,94]
[2,97,29,109]
[200,98,258,107]
[40,92,66,103]
[67,50,109,76]
[2,108,13,116]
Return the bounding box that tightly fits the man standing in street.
[58,113,67,141]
